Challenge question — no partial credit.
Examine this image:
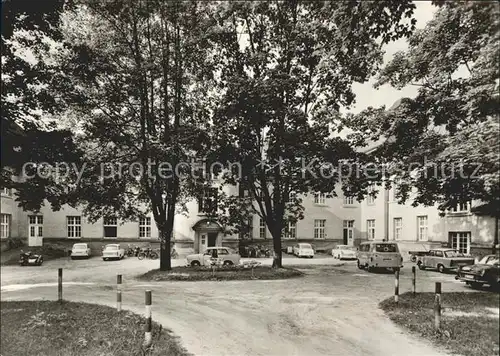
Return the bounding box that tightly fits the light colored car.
[332,245,356,260]
[71,243,91,259]
[186,247,240,267]
[417,248,475,273]
[293,243,314,258]
[102,244,125,261]
[357,241,403,272]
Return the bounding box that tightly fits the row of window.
[366,215,429,241]
[0,214,153,239]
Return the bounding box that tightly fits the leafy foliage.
[211,1,416,266]
[341,1,500,218]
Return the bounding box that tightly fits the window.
[417,215,428,241]
[375,244,398,253]
[1,214,11,238]
[343,220,354,243]
[367,219,375,240]
[218,248,229,255]
[1,187,12,196]
[393,218,402,240]
[239,217,253,240]
[343,196,354,205]
[314,219,326,239]
[259,218,267,239]
[314,192,326,205]
[139,217,151,238]
[367,185,375,205]
[450,232,471,254]
[449,202,470,213]
[103,217,117,238]
[67,216,82,238]
[435,250,444,257]
[29,215,43,239]
[198,187,218,214]
[284,221,297,239]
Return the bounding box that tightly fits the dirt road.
[1,257,465,356]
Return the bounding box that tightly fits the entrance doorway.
[208,232,217,247]
[343,220,354,245]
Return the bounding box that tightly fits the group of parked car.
[69,243,170,261]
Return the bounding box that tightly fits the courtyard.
[0,256,484,356]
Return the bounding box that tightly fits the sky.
[348,1,438,114]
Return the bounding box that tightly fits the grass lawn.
[0,301,190,356]
[380,292,499,356]
[138,265,304,281]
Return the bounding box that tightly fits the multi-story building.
[1,182,497,258]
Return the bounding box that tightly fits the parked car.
[332,245,356,260]
[357,241,403,272]
[71,243,91,259]
[293,243,314,258]
[455,254,500,289]
[102,244,125,261]
[186,247,240,267]
[417,248,474,273]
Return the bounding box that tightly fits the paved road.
[1,256,474,356]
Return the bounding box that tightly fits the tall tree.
[211,1,417,267]
[58,0,218,270]
[341,1,500,251]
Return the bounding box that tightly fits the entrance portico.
[192,218,223,253]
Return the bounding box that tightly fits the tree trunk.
[493,216,499,255]
[271,225,283,268]
[159,228,172,271]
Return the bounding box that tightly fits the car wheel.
[367,265,374,272]
[103,258,108,261]
[71,256,75,260]
[417,261,426,270]
[223,260,233,266]
[437,264,446,273]
[410,255,417,263]
[357,260,364,269]
[191,261,201,267]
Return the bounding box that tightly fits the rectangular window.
[367,219,375,240]
[28,215,43,239]
[239,217,253,240]
[1,214,11,238]
[450,232,471,254]
[139,217,151,238]
[103,217,117,238]
[314,219,326,239]
[1,187,12,196]
[284,221,297,239]
[393,218,402,240]
[314,192,326,205]
[67,216,82,238]
[449,202,470,213]
[367,185,375,205]
[198,187,218,214]
[259,218,267,239]
[417,215,428,241]
[343,196,354,205]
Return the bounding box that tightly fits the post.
[144,290,152,348]
[434,282,441,330]
[117,274,122,312]
[394,269,399,303]
[412,266,416,296]
[58,268,63,302]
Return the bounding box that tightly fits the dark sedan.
[455,254,500,289]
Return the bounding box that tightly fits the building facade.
[1,183,497,258]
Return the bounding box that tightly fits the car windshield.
[105,245,118,250]
[73,245,87,250]
[375,244,398,253]
[444,251,464,258]
[299,244,312,249]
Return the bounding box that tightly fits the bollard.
[117,274,122,311]
[394,269,399,303]
[144,290,152,348]
[434,282,441,330]
[58,268,63,302]
[412,266,416,296]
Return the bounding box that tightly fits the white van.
[357,241,403,272]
